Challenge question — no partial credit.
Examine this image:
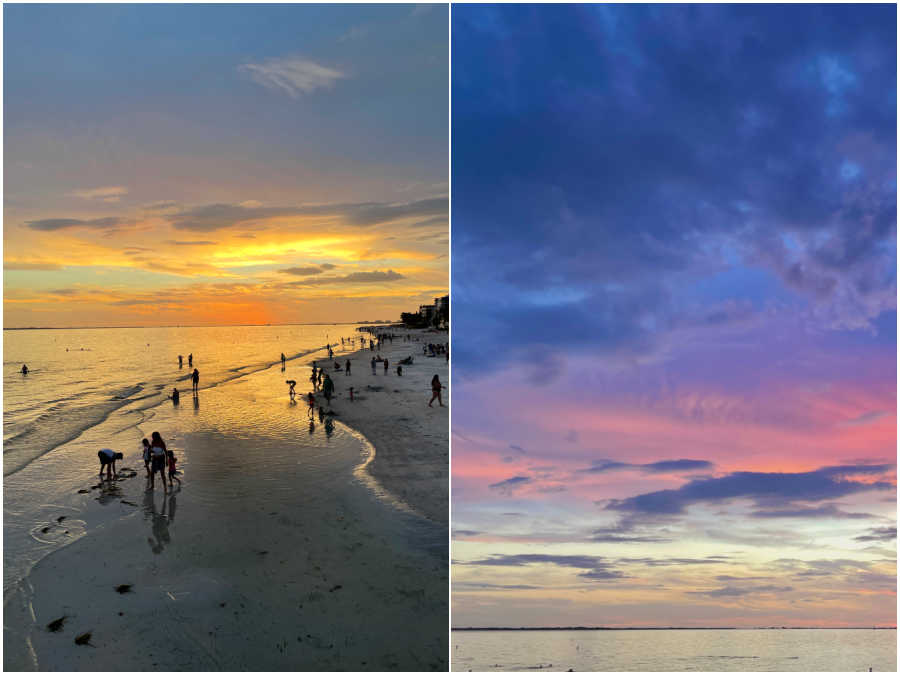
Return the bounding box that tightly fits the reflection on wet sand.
[143,483,180,554]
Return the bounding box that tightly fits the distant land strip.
[452,626,896,631]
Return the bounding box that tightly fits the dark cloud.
[284,270,405,286]
[452,4,896,376]
[463,553,628,581]
[606,464,894,515]
[320,263,337,270]
[166,197,447,231]
[454,582,542,591]
[25,217,126,231]
[167,240,217,246]
[488,476,531,494]
[750,504,874,519]
[279,266,324,276]
[687,585,793,598]
[582,459,714,474]
[854,526,897,542]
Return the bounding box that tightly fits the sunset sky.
[4,4,447,327]
[452,4,896,627]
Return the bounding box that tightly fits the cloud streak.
[239,56,346,98]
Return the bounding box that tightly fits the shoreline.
[320,327,449,525]
[4,341,447,671]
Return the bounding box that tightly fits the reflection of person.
[98,448,123,479]
[144,488,173,555]
[307,392,315,418]
[429,375,444,407]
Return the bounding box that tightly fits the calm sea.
[451,628,897,672]
[3,324,365,589]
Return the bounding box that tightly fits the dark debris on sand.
[46,616,67,632]
[115,584,132,594]
[74,631,93,646]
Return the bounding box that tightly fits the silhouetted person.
[178,355,183,368]
[188,353,193,367]
[307,392,316,418]
[171,388,180,405]
[191,368,199,393]
[322,373,334,404]
[281,352,286,369]
[397,365,403,377]
[371,357,376,374]
[142,438,151,475]
[318,406,325,423]
[21,364,28,375]
[286,380,297,398]
[149,431,168,491]
[384,358,389,374]
[98,448,123,479]
[345,359,351,375]
[429,375,444,407]
[324,417,334,435]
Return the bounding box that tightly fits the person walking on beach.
[383,358,389,374]
[142,438,152,475]
[167,450,178,483]
[286,380,297,399]
[97,448,123,480]
[307,392,316,418]
[188,353,193,367]
[345,359,351,375]
[149,432,168,491]
[322,373,334,404]
[171,387,180,405]
[191,368,200,393]
[371,357,376,374]
[429,374,444,407]
[178,355,183,368]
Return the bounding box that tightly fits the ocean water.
[451,628,897,672]
[3,324,365,590]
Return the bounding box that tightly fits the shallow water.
[3,325,364,590]
[451,628,897,672]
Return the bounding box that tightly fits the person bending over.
[98,448,123,480]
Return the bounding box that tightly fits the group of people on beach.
[96,431,178,491]
[168,355,200,405]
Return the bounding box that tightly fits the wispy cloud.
[239,56,346,98]
[284,269,405,286]
[67,186,128,203]
[25,217,126,232]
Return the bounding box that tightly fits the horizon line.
[3,321,403,331]
[451,626,897,631]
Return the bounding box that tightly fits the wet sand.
[5,348,447,671]
[321,327,449,525]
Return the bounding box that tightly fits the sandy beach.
[321,327,449,525]
[4,330,448,671]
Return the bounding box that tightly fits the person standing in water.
[191,368,199,393]
[141,438,152,475]
[286,380,297,399]
[178,355,183,368]
[149,432,168,491]
[21,364,28,375]
[345,359,351,375]
[188,353,193,367]
[429,374,444,407]
[307,392,316,418]
[322,373,334,404]
[281,353,286,369]
[171,387,180,405]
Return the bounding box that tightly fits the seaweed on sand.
[46,616,67,632]
[74,631,93,646]
[115,584,132,594]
